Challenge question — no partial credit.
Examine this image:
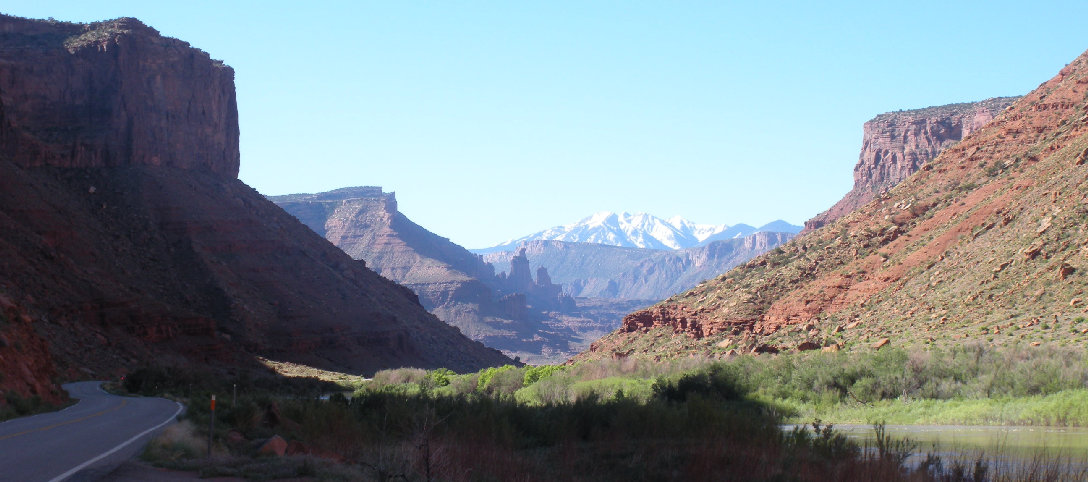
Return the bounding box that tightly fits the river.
[803,423,1088,475]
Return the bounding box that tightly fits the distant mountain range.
[270,187,629,364]
[271,190,800,362]
[483,233,796,301]
[474,212,801,253]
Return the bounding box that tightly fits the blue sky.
[6,2,1088,248]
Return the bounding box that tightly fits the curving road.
[0,381,182,482]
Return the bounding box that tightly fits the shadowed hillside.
[0,14,509,404]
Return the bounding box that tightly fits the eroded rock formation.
[805,97,1019,231]
[580,49,1088,362]
[273,188,579,363]
[0,14,509,402]
[483,231,795,301]
[0,16,239,177]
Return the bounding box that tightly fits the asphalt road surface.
[0,381,182,481]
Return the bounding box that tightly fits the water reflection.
[830,424,1088,457]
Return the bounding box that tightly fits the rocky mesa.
[581,50,1088,361]
[805,97,1019,231]
[0,15,239,176]
[0,15,509,403]
[273,187,585,363]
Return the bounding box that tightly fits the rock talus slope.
[581,50,1088,361]
[0,15,509,402]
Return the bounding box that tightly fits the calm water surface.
[829,424,1088,456]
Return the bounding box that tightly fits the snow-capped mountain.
[473,212,801,253]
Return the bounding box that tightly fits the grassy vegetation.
[126,361,938,480]
[372,343,1088,426]
[127,342,1088,479]
[789,390,1088,427]
[723,343,1088,426]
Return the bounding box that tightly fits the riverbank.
[777,389,1088,427]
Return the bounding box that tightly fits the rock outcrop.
[0,15,239,177]
[273,187,582,363]
[0,296,63,404]
[579,48,1088,362]
[805,97,1019,231]
[495,248,573,310]
[0,14,509,402]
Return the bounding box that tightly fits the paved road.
[0,381,182,482]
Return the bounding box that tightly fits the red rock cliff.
[273,187,578,363]
[581,48,1088,362]
[805,97,1018,231]
[0,16,509,403]
[0,15,239,177]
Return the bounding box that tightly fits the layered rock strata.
[0,15,239,176]
[805,97,1019,231]
[581,49,1088,361]
[0,14,509,401]
[273,188,579,362]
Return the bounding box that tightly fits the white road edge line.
[47,401,184,482]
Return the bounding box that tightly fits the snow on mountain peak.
[481,212,728,251]
[475,212,802,253]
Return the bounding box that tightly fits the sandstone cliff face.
[805,97,1019,231]
[273,188,580,363]
[274,187,501,309]
[0,295,63,404]
[0,15,239,177]
[580,50,1088,362]
[0,15,508,402]
[484,231,795,301]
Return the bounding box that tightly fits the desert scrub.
[0,390,46,421]
[371,367,427,387]
[141,420,205,468]
[143,419,364,480]
[289,370,874,481]
[126,353,1088,480]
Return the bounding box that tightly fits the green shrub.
[652,363,745,403]
[427,368,454,387]
[570,376,653,402]
[514,375,573,405]
[476,365,519,394]
[372,367,427,387]
[523,364,565,385]
[479,365,524,397]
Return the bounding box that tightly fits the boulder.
[286,440,309,456]
[258,435,287,457]
[796,341,820,352]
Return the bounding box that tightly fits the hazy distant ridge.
[475,212,800,253]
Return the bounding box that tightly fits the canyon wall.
[805,97,1019,231]
[273,188,580,363]
[581,50,1088,362]
[0,15,239,177]
[0,15,509,402]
